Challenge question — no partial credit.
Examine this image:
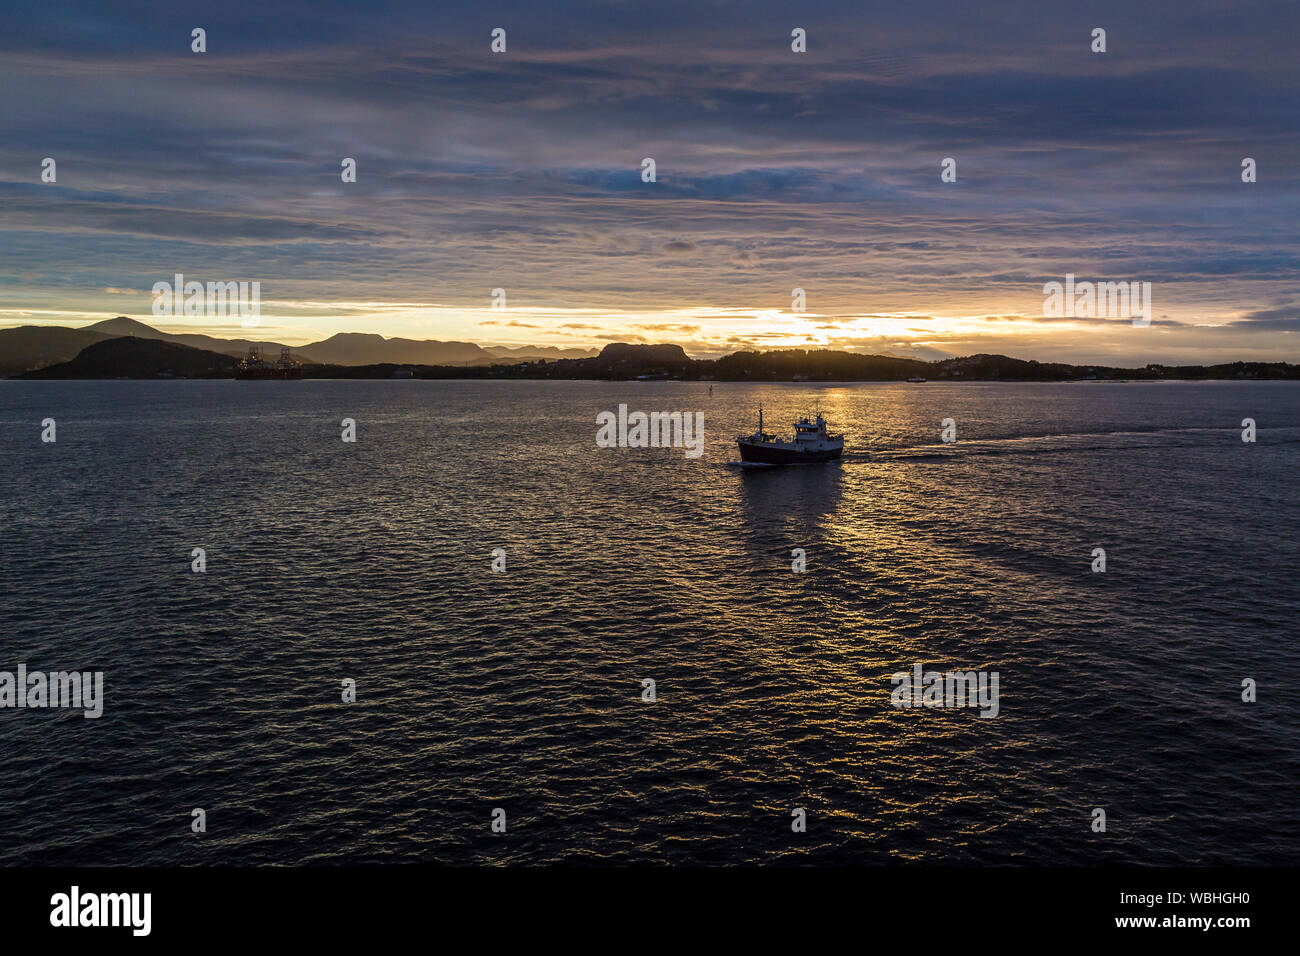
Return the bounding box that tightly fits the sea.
[1,379,1297,865]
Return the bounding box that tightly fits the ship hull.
[235,368,302,380]
[737,441,843,465]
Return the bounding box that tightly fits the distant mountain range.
[0,317,599,375]
[13,331,1300,382]
[20,336,240,379]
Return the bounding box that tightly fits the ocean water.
[0,379,1297,866]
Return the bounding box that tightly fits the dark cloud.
[1231,304,1300,330]
[661,240,698,255]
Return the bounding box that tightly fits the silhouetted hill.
[18,337,238,379]
[0,325,114,375]
[932,353,1080,380]
[298,332,490,366]
[1,318,598,372]
[300,334,597,366]
[597,343,691,364]
[7,325,1299,381]
[713,349,929,380]
[83,315,296,359]
[483,344,598,361]
[85,316,168,338]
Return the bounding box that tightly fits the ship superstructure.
[736,407,844,464]
[236,345,302,380]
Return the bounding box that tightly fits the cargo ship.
[736,407,844,464]
[236,346,302,380]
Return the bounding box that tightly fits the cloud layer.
[2,0,1298,362]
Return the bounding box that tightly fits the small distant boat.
[736,406,844,465]
[907,375,927,383]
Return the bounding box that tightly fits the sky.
[2,0,1298,364]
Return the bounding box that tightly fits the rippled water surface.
[1,380,1297,865]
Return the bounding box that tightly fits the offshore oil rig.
[235,345,302,380]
